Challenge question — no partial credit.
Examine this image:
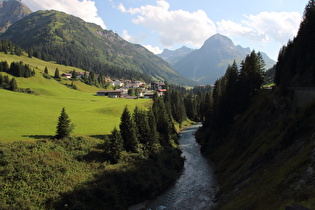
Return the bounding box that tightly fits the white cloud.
[217,11,301,46]
[23,0,106,29]
[122,30,135,42]
[143,45,163,54]
[122,30,162,54]
[118,0,216,48]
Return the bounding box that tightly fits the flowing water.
[130,123,218,210]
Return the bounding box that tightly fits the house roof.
[158,89,167,92]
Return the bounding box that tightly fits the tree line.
[101,93,182,163]
[0,39,22,56]
[0,60,37,92]
[0,61,36,78]
[200,51,265,143]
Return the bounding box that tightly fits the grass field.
[0,53,151,142]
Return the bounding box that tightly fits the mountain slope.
[157,46,195,65]
[0,10,196,86]
[0,0,32,33]
[173,34,275,84]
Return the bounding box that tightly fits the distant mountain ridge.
[172,34,276,84]
[0,0,31,33]
[0,9,196,86]
[157,46,195,65]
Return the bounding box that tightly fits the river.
[130,123,218,210]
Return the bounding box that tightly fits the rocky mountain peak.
[0,0,32,33]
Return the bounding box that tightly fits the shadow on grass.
[79,150,107,163]
[22,135,54,140]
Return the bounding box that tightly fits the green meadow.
[0,53,151,142]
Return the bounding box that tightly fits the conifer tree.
[107,127,123,164]
[44,67,49,74]
[147,110,161,153]
[71,70,78,79]
[9,78,18,91]
[54,68,61,79]
[133,106,151,145]
[152,97,173,145]
[3,75,9,88]
[119,106,139,152]
[55,107,74,139]
[2,61,9,72]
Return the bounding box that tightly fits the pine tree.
[133,106,151,145]
[119,106,139,152]
[147,110,161,153]
[54,68,61,79]
[2,61,9,72]
[3,75,9,88]
[71,70,78,79]
[152,97,173,145]
[107,127,123,164]
[55,107,74,139]
[9,78,18,91]
[44,67,49,74]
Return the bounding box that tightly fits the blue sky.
[22,0,309,60]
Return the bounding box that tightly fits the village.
[60,72,167,99]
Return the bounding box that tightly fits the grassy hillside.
[0,53,151,142]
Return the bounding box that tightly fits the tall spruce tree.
[55,107,74,139]
[119,106,139,152]
[107,127,123,164]
[152,97,173,145]
[54,68,61,79]
[147,110,161,153]
[133,106,151,145]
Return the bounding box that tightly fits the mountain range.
[0,1,275,86]
[159,34,276,84]
[0,2,196,86]
[157,46,195,66]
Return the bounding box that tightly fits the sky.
[22,0,309,60]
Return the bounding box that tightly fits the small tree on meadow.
[55,107,74,139]
[54,68,61,79]
[44,67,49,74]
